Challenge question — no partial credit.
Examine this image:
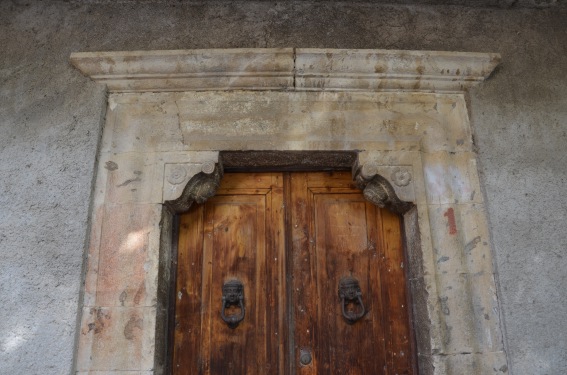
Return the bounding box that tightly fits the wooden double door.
[173,172,414,375]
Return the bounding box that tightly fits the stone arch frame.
[71,48,507,374]
[158,150,422,374]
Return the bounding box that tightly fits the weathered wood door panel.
[173,173,286,374]
[290,172,413,375]
[173,172,413,375]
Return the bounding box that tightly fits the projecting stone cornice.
[70,48,500,93]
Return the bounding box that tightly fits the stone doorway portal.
[71,48,507,374]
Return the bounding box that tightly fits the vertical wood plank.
[270,173,287,375]
[312,193,387,374]
[290,172,318,375]
[173,205,204,374]
[207,196,262,374]
[380,208,413,374]
[283,173,295,375]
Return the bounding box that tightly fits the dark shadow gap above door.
[220,151,358,172]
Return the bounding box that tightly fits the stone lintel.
[70,48,500,93]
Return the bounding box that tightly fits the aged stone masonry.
[71,48,505,374]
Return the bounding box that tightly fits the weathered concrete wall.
[1,2,565,374]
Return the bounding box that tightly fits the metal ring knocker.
[338,276,366,324]
[221,279,245,329]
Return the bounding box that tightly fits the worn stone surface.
[359,150,426,204]
[70,48,295,92]
[294,48,500,92]
[95,204,162,307]
[428,204,495,275]
[1,2,566,375]
[430,351,509,374]
[104,91,473,153]
[76,306,156,371]
[71,48,500,93]
[165,162,223,212]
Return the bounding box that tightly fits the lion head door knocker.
[221,279,245,329]
[338,276,366,324]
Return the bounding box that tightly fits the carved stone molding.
[70,48,294,92]
[390,166,412,187]
[295,49,501,92]
[354,164,413,215]
[166,165,188,185]
[164,160,224,213]
[355,158,417,203]
[70,48,500,93]
[162,154,220,202]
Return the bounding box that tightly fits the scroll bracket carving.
[164,159,224,213]
[353,161,413,215]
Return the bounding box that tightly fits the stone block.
[428,204,494,275]
[468,272,505,352]
[102,91,474,153]
[434,273,478,354]
[414,273,447,355]
[102,96,185,154]
[96,204,162,307]
[422,152,483,205]
[173,91,467,152]
[76,306,156,371]
[431,351,508,374]
[433,272,504,354]
[358,150,426,204]
[157,151,220,202]
[100,153,163,205]
[459,205,495,275]
[163,162,212,202]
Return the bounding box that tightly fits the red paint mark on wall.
[444,208,457,235]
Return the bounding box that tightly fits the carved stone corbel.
[165,159,224,213]
[353,162,413,215]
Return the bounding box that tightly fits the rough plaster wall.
[469,17,567,374]
[0,1,565,374]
